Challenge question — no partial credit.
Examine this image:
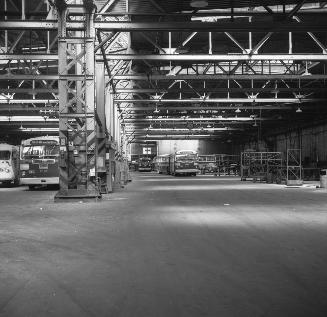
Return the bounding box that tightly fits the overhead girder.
[0,54,59,60]
[122,117,264,122]
[0,88,58,94]
[114,98,321,104]
[2,74,327,82]
[111,74,327,80]
[2,54,327,62]
[114,88,326,94]
[2,20,327,32]
[120,106,293,111]
[96,11,327,18]
[97,54,327,62]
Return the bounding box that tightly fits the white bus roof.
[175,150,197,155]
[0,143,19,151]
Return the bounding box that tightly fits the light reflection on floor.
[140,184,286,191]
[145,205,327,229]
[137,177,239,182]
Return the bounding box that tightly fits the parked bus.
[153,154,170,174]
[138,157,152,172]
[20,136,59,189]
[169,150,198,176]
[197,154,217,174]
[0,143,20,186]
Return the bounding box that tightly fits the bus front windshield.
[176,154,197,162]
[0,151,10,160]
[22,144,59,159]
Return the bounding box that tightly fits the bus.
[0,143,20,186]
[169,150,198,176]
[138,157,152,172]
[20,136,59,189]
[153,154,170,174]
[197,154,217,174]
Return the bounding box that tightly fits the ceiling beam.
[111,74,327,80]
[1,20,327,32]
[0,88,58,94]
[98,54,327,61]
[0,99,58,104]
[114,88,325,93]
[120,106,293,111]
[114,98,320,104]
[3,53,326,62]
[2,74,327,81]
[0,54,58,60]
[123,117,264,122]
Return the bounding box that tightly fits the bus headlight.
[20,164,29,170]
[4,168,10,173]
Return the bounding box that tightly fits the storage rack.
[286,149,303,185]
[215,154,240,176]
[241,152,283,182]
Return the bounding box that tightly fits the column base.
[54,188,101,201]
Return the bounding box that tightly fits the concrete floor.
[1,173,327,317]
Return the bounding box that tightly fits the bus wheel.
[13,177,20,186]
[28,185,36,190]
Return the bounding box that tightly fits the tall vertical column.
[55,2,100,200]
[95,62,108,193]
[104,88,114,192]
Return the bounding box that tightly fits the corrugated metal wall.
[271,124,327,166]
[243,123,327,167]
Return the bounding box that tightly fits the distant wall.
[271,124,327,167]
[158,139,239,155]
[130,142,157,157]
[241,122,327,167]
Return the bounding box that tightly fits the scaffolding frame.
[241,152,283,182]
[286,149,303,185]
[216,154,240,176]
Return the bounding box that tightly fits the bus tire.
[28,185,36,190]
[13,177,20,186]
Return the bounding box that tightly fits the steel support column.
[55,3,100,200]
[95,62,108,194]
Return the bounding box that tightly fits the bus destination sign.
[30,140,58,145]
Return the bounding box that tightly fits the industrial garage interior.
[1,0,327,316]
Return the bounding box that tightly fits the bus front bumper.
[20,177,59,185]
[175,169,198,174]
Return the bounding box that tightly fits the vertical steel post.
[96,62,108,193]
[55,2,100,200]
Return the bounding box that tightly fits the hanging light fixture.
[302,61,312,76]
[153,106,160,114]
[190,0,208,8]
[235,108,241,113]
[253,121,258,127]
[296,107,302,113]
